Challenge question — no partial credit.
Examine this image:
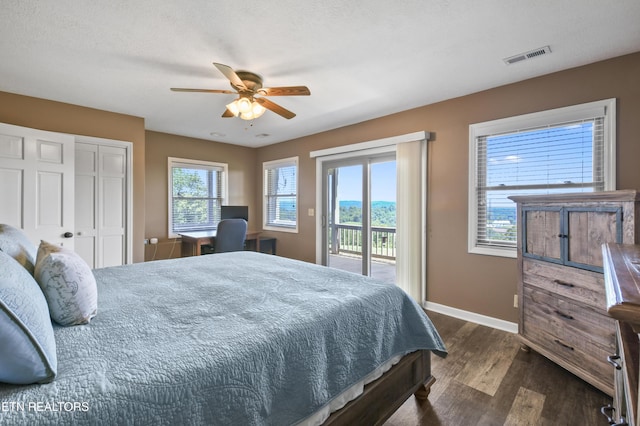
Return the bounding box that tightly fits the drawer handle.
[601,404,616,424]
[557,234,568,238]
[554,339,574,351]
[601,404,629,425]
[600,404,629,425]
[553,279,575,288]
[554,310,574,320]
[607,354,623,370]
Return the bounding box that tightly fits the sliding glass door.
[322,154,396,283]
[369,160,397,282]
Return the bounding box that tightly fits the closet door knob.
[63,232,74,238]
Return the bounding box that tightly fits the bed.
[0,229,446,425]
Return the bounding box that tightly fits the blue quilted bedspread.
[0,252,446,425]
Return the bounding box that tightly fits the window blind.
[170,162,226,233]
[475,117,605,248]
[264,159,297,229]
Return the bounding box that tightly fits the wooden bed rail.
[325,350,435,425]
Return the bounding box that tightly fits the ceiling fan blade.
[171,88,236,94]
[213,63,247,91]
[255,97,296,119]
[257,86,310,96]
[221,108,235,118]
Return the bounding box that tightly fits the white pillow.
[0,224,37,274]
[35,241,98,326]
[0,251,57,384]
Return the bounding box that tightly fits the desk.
[179,230,262,257]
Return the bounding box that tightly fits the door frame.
[321,154,397,275]
[312,131,428,265]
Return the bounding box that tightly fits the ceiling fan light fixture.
[226,97,266,120]
[225,101,240,117]
[233,98,266,120]
[237,97,253,114]
[252,101,265,116]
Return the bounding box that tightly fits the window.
[263,157,298,232]
[468,99,616,258]
[168,158,228,237]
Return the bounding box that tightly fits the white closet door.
[75,143,98,267]
[75,142,127,268]
[0,123,75,249]
[99,145,127,267]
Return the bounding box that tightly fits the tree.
[339,201,396,227]
[172,168,210,226]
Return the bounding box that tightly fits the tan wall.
[255,52,640,323]
[0,91,146,263]
[144,131,256,261]
[2,52,639,322]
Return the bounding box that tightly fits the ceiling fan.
[171,63,310,120]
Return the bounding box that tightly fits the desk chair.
[213,219,247,253]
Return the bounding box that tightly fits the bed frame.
[326,350,434,425]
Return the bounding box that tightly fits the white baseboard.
[423,301,519,334]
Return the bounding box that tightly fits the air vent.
[503,46,551,65]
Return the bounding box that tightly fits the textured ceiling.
[1,1,639,147]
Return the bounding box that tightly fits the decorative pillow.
[35,241,98,326]
[0,251,57,384]
[0,224,37,275]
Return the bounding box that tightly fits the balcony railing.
[330,224,396,260]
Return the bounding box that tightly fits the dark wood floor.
[385,311,612,425]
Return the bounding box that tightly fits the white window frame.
[263,156,299,233]
[468,98,616,258]
[168,157,228,238]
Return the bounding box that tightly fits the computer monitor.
[221,205,249,222]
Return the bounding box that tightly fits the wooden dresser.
[603,243,640,426]
[509,190,640,396]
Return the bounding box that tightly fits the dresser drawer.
[523,286,616,352]
[524,318,614,389]
[523,258,607,311]
[523,288,615,388]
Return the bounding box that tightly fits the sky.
[336,160,397,202]
[484,121,597,210]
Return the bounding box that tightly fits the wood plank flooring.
[385,311,612,425]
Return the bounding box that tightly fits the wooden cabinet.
[522,205,622,272]
[510,190,640,397]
